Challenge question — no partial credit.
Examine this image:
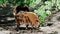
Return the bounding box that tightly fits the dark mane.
[16,4,29,13]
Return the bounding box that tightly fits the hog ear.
[13,6,17,14]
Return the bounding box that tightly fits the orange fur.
[13,5,40,28]
[15,12,40,27]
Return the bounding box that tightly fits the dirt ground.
[0,11,60,34]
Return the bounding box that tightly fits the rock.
[0,30,12,34]
[40,26,58,34]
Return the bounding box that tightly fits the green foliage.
[57,0,60,10]
[34,5,51,26]
[0,0,3,4]
[0,0,9,4]
[29,0,43,8]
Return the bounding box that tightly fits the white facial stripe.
[13,13,16,15]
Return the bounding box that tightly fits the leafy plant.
[34,5,51,26]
